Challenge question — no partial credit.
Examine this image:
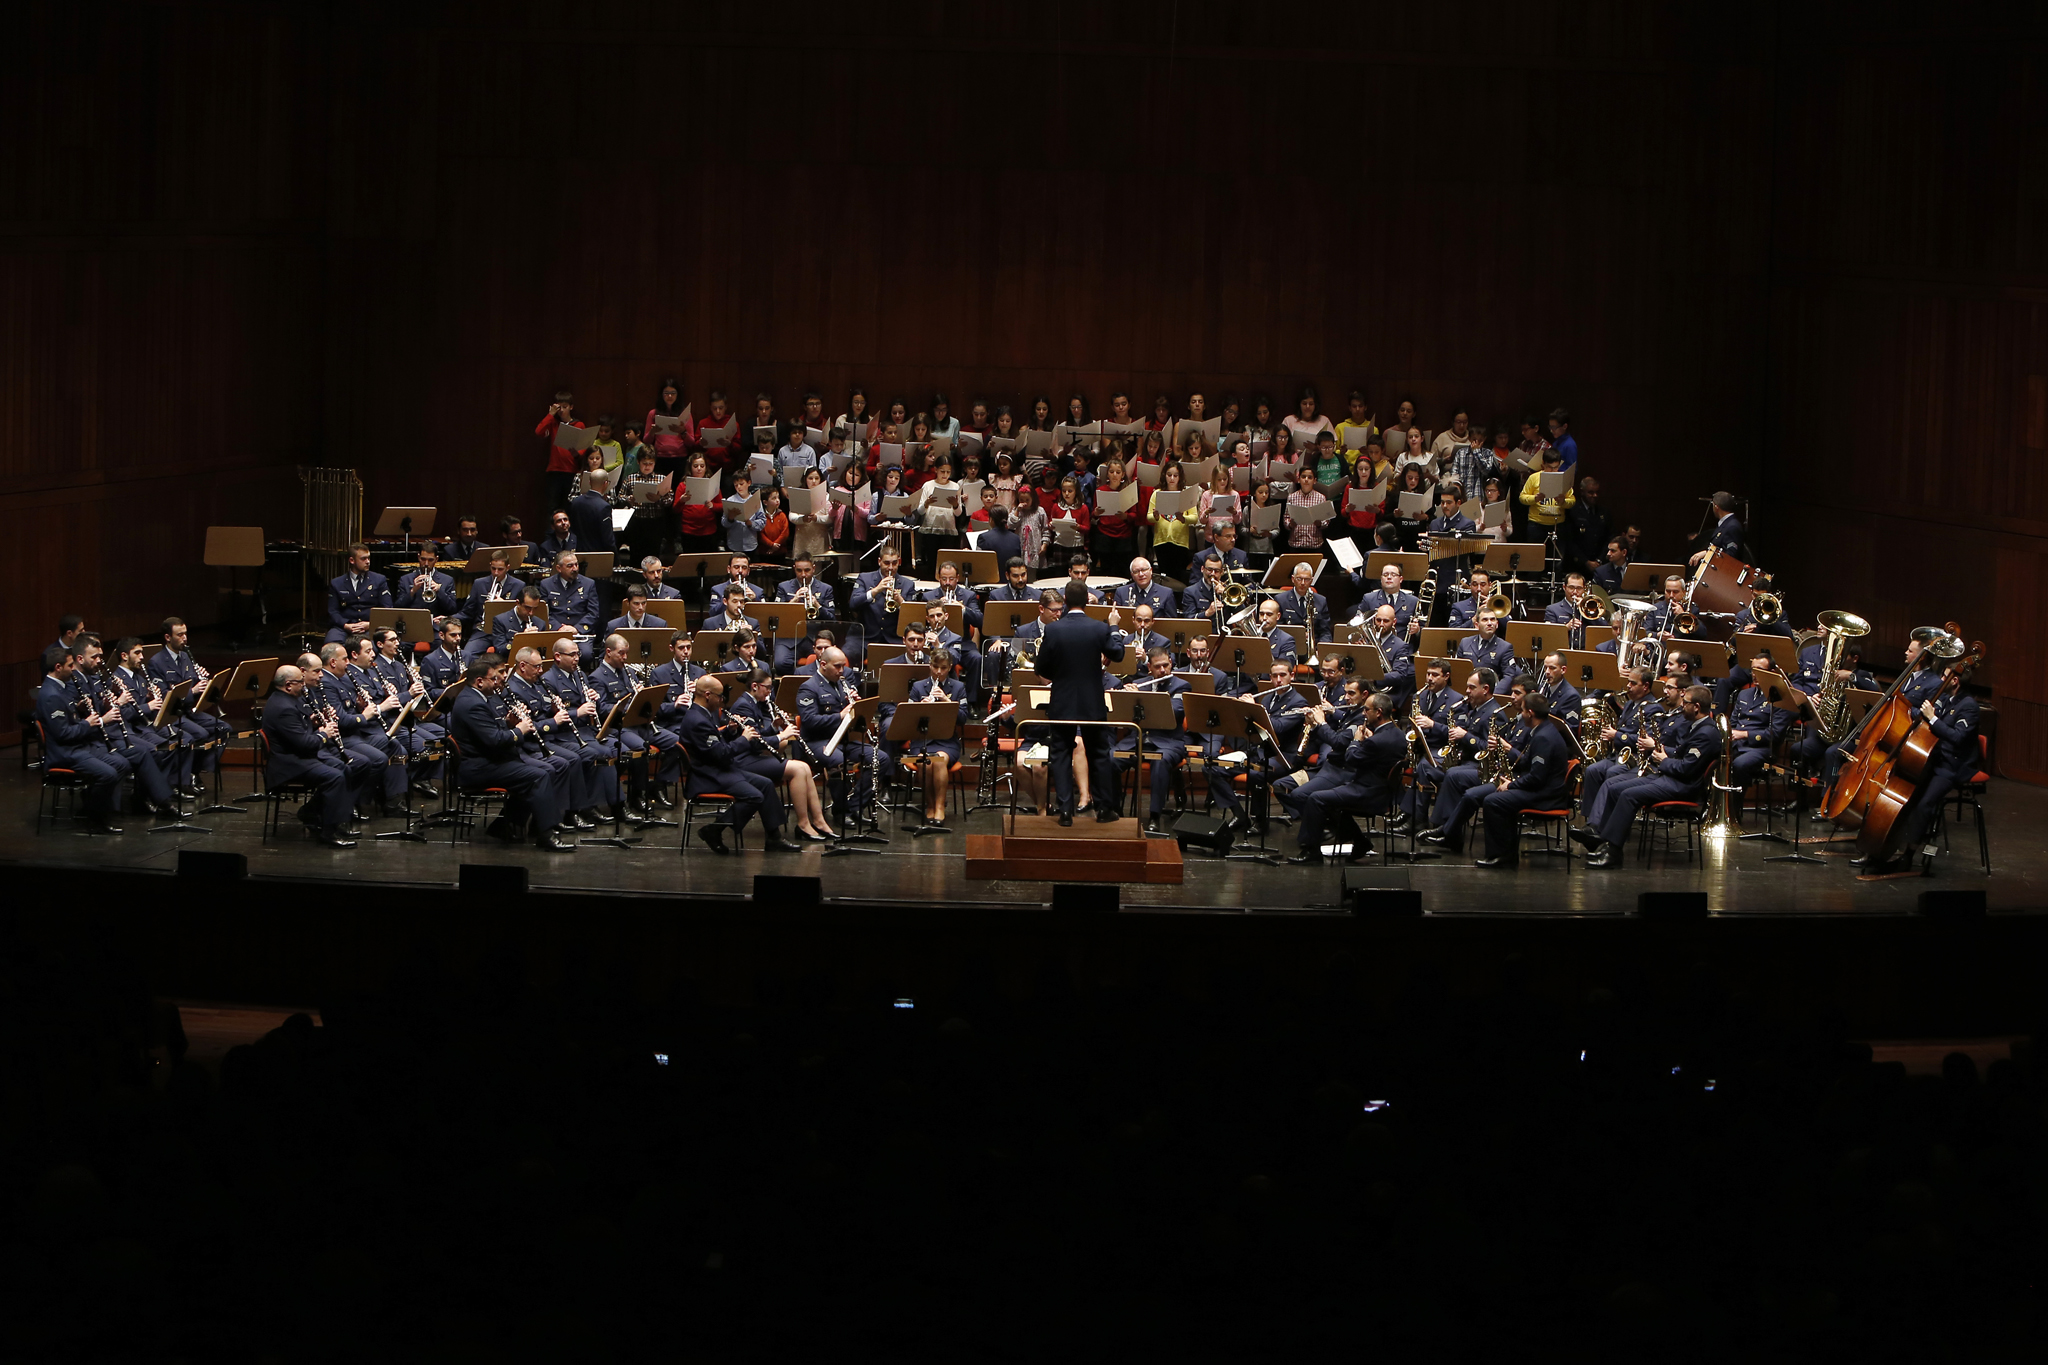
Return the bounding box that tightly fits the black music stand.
[214,657,284,805]
[821,696,888,856]
[373,506,437,556]
[1206,635,1274,696]
[131,679,215,834]
[586,686,671,848]
[886,700,961,836]
[1104,688,1181,821]
[1183,695,1284,864]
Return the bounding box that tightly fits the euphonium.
[1810,609,1872,742]
[1701,712,1739,842]
[1579,695,1612,762]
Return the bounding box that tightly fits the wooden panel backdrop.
[12,1,2045,776]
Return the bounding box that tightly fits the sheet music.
[684,476,719,506]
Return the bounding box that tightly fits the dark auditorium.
[4,1,2044,1357]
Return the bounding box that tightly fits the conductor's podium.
[965,814,1184,885]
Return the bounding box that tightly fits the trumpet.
[883,583,903,616]
[796,581,822,619]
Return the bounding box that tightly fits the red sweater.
[536,412,585,473]
[646,407,689,460]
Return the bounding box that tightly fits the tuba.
[1809,609,1872,742]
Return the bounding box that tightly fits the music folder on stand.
[1182,694,1285,864]
[886,700,961,836]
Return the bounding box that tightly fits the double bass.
[1819,623,1959,827]
[1825,623,1985,864]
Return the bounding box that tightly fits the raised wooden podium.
[965,814,1183,884]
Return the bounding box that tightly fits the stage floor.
[2,760,2038,916]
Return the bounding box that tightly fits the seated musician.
[774,554,839,672]
[347,636,421,790]
[498,514,542,568]
[1401,667,1501,822]
[985,557,1037,605]
[1424,673,1533,847]
[537,552,600,665]
[395,541,456,616]
[1206,660,1308,833]
[789,630,843,679]
[369,628,443,797]
[633,554,683,600]
[260,664,364,847]
[1115,603,1165,661]
[1595,610,1624,654]
[450,658,575,851]
[1275,562,1332,642]
[1455,608,1516,678]
[540,636,620,819]
[1662,651,1701,688]
[1180,556,1229,629]
[884,648,970,826]
[1189,523,1249,576]
[1057,553,1106,605]
[1445,567,1497,629]
[719,552,766,602]
[1592,537,1630,594]
[925,560,985,633]
[1544,572,1595,624]
[795,647,874,822]
[1183,634,1236,697]
[1578,666,1662,813]
[1816,632,1944,789]
[420,617,467,692]
[1535,652,1585,730]
[325,542,391,643]
[1351,563,1421,636]
[1726,650,1794,791]
[587,631,670,820]
[538,509,581,563]
[147,617,227,789]
[702,584,762,636]
[1645,575,1690,637]
[724,664,829,840]
[919,602,980,701]
[1112,556,1179,616]
[314,642,405,817]
[609,585,667,633]
[459,553,526,658]
[504,645,598,828]
[107,636,191,805]
[1574,683,1721,868]
[848,545,918,661]
[476,586,551,665]
[1852,682,1979,875]
[446,516,483,566]
[991,589,1062,678]
[1253,599,1303,670]
[1288,690,1408,866]
[1109,648,1192,834]
[1470,692,1575,869]
[1275,676,1368,809]
[647,631,703,798]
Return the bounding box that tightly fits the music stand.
[1316,642,1387,687]
[1206,635,1273,692]
[758,602,810,662]
[691,630,736,665]
[615,628,673,670]
[641,600,690,632]
[1172,670,1218,694]
[1482,542,1548,579]
[886,700,961,835]
[373,507,437,554]
[468,545,529,573]
[1560,649,1626,694]
[1418,627,1462,659]
[1620,562,1687,595]
[585,686,672,848]
[668,550,735,586]
[507,628,573,663]
[1365,550,1428,585]
[982,601,1035,636]
[204,526,267,646]
[1183,693,1286,864]
[946,549,999,585]
[865,643,910,670]
[1262,552,1324,588]
[774,675,807,715]
[369,608,435,650]
[1506,622,1573,669]
[822,696,888,856]
[1104,687,1181,819]
[877,663,925,703]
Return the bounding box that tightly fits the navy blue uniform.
[449,687,570,835]
[536,573,601,662]
[326,569,391,643]
[795,673,874,809]
[1455,632,1516,679]
[1111,674,1190,818]
[394,568,456,613]
[1033,608,1127,815]
[848,571,918,657]
[1432,710,1532,844]
[1579,694,1663,813]
[312,669,405,806]
[1275,589,1332,642]
[260,689,366,831]
[1478,719,1574,865]
[145,646,228,771]
[37,673,130,816]
[1726,682,1792,788]
[1892,693,1980,856]
[1297,720,1409,853]
[1353,587,1420,631]
[1588,712,1720,848]
[1112,580,1179,616]
[676,701,786,836]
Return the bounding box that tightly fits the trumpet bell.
[1815,609,1871,638]
[1747,590,1784,626]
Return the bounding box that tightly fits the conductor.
[1034,581,1127,826]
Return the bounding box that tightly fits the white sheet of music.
[1329,537,1365,571]
[1132,459,1163,488]
[554,423,596,451]
[1151,489,1189,517]
[1398,490,1432,515]
[1248,500,1283,532]
[1095,484,1137,515]
[1483,500,1510,528]
[684,477,720,506]
[1179,456,1217,487]
[1540,470,1573,498]
[877,443,904,467]
[957,479,986,508]
[1343,425,1372,449]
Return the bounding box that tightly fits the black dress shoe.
[1384,812,1411,832]
[1568,826,1602,850]
[572,811,599,830]
[696,824,730,855]
[1419,825,1445,840]
[536,829,577,851]
[1848,853,1874,866]
[412,782,439,800]
[1146,816,1165,834]
[1057,810,1074,827]
[90,816,124,835]
[485,817,520,843]
[651,789,676,809]
[1585,849,1618,869]
[1344,842,1374,864]
[1473,856,1507,869]
[317,829,358,849]
[801,829,834,842]
[1287,851,1323,865]
[762,837,805,853]
[1094,807,1121,823]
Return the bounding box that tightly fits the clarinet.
[503,694,552,758]
[91,665,137,752]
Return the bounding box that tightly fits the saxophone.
[1477,711,1512,784]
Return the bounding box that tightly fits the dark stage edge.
[4,763,2038,916]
